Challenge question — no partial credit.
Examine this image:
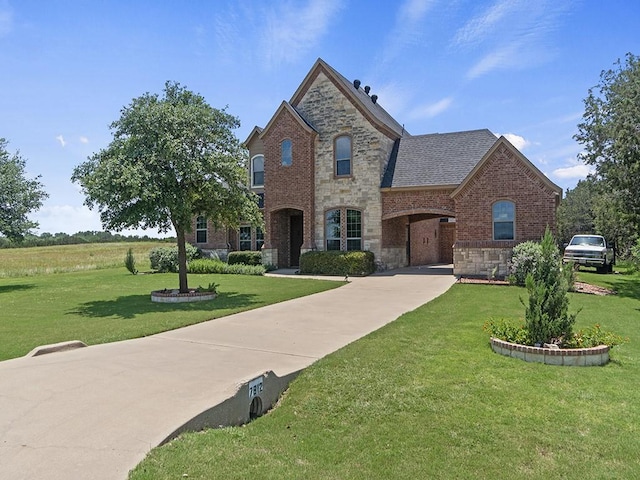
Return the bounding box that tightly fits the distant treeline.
[0,231,176,249]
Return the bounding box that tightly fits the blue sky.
[1,0,639,236]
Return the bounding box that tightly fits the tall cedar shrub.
[124,247,138,275]
[522,228,578,345]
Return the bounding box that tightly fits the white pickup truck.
[562,234,615,273]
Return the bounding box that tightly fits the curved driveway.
[0,265,455,479]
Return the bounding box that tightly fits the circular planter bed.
[490,337,610,366]
[151,289,217,303]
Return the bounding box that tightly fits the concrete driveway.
[0,265,456,479]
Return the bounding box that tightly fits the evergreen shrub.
[300,251,375,276]
[149,244,199,273]
[228,251,262,266]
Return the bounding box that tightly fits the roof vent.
[353,79,361,89]
[364,85,371,94]
[371,94,378,104]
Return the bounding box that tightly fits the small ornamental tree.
[522,228,578,345]
[72,82,262,293]
[0,139,48,241]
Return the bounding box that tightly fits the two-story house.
[187,58,562,277]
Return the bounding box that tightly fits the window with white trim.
[196,216,207,243]
[251,155,264,186]
[493,201,515,240]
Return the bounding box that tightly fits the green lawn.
[0,249,343,361]
[130,271,640,480]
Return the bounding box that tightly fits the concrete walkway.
[0,265,456,479]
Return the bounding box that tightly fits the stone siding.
[453,243,514,278]
[295,72,396,260]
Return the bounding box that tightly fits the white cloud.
[452,0,518,48]
[32,204,166,237]
[261,0,343,67]
[408,96,453,120]
[552,161,595,180]
[33,205,102,234]
[498,133,530,151]
[453,0,574,79]
[79,136,89,144]
[55,135,67,147]
[0,1,12,37]
[466,43,521,79]
[381,0,436,64]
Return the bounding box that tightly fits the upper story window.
[196,216,207,243]
[325,208,362,251]
[335,135,351,176]
[493,200,515,240]
[281,139,292,166]
[251,155,264,187]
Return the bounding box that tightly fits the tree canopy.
[71,82,262,292]
[0,138,48,241]
[574,53,640,228]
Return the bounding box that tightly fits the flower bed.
[490,337,610,366]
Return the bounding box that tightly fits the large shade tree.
[0,138,48,241]
[574,53,640,229]
[72,82,262,292]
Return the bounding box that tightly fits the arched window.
[196,216,207,243]
[251,155,264,186]
[281,139,292,166]
[493,201,515,240]
[335,135,351,176]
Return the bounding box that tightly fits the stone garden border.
[490,337,610,366]
[151,289,217,303]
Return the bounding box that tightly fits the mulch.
[457,277,615,296]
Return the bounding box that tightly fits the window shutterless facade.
[281,139,292,166]
[493,200,515,240]
[325,208,362,251]
[239,226,252,251]
[256,227,264,251]
[195,216,207,243]
[334,135,351,176]
[251,154,264,186]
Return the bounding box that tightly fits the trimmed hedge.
[228,251,262,266]
[299,251,375,276]
[187,258,265,275]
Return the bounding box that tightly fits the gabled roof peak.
[290,58,406,139]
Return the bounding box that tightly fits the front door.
[289,214,303,267]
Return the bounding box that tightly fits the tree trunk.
[176,227,189,293]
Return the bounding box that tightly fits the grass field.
[0,241,167,277]
[130,269,640,480]
[0,243,343,361]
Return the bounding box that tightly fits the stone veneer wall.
[453,242,515,277]
[294,72,396,260]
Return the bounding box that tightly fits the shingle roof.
[382,129,498,188]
